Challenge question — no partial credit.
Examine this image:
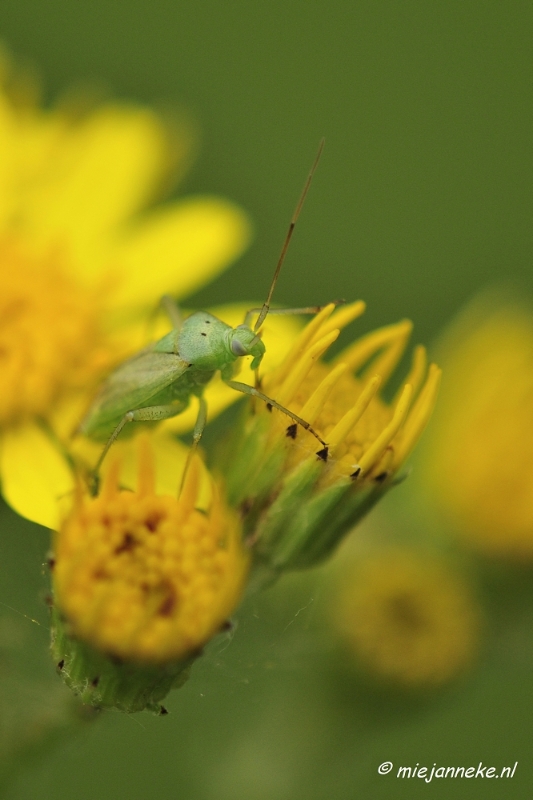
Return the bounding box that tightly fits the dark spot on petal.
[316,447,329,462]
[93,568,110,580]
[47,556,56,571]
[374,471,389,483]
[157,589,177,617]
[286,423,298,439]
[388,592,427,632]
[57,659,65,671]
[144,512,163,532]
[266,402,273,412]
[220,620,234,632]
[350,466,362,479]
[114,533,137,555]
[159,705,169,715]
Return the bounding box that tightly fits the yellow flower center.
[0,240,101,425]
[53,445,248,663]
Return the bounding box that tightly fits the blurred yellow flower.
[225,302,441,575]
[0,61,251,528]
[51,435,248,711]
[335,549,480,687]
[422,297,533,559]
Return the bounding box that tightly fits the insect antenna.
[253,138,325,334]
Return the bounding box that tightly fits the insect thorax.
[177,312,236,369]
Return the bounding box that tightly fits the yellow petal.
[109,197,252,307]
[72,432,212,510]
[21,104,171,275]
[103,433,193,499]
[0,423,74,529]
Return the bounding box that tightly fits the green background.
[0,2,532,798]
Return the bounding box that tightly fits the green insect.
[80,141,332,490]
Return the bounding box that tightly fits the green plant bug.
[80,140,334,491]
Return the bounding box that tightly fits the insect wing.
[82,352,189,436]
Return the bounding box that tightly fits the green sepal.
[285,480,391,569]
[223,415,283,507]
[51,607,197,714]
[224,403,400,583]
[253,457,323,557]
[250,473,393,576]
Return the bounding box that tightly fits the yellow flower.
[51,434,248,712]
[224,302,441,578]
[334,548,480,687]
[0,61,251,528]
[422,296,533,560]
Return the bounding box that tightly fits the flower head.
[51,435,248,712]
[334,548,481,687]
[422,296,533,560]
[0,60,250,528]
[223,302,441,581]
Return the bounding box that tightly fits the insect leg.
[243,303,345,328]
[160,295,183,330]
[225,379,328,454]
[90,403,183,494]
[179,395,208,494]
[244,300,346,328]
[144,295,183,343]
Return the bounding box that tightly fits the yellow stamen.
[327,375,382,451]
[361,320,413,385]
[369,441,395,480]
[393,344,427,405]
[394,364,442,467]
[275,329,340,406]
[335,319,412,376]
[299,363,348,425]
[272,302,337,385]
[307,300,366,344]
[356,383,413,476]
[100,456,121,503]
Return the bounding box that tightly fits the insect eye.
[231,338,249,357]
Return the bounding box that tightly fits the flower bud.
[223,302,441,586]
